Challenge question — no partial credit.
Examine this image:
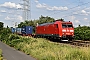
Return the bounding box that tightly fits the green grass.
[0,49,3,60]
[1,34,90,60]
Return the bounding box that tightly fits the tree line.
[74,25,90,40]
[18,15,55,27]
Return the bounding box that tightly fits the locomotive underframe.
[36,34,74,41]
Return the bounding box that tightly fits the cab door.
[54,24,59,35]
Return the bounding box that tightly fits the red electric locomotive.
[35,19,74,41]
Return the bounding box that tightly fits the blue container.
[11,28,16,33]
[16,28,22,34]
[21,26,33,35]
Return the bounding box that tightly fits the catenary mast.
[20,0,30,21]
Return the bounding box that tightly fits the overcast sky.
[0,0,90,27]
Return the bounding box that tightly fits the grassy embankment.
[0,49,3,60]
[1,34,90,60]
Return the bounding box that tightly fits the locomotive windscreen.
[62,24,73,28]
[62,24,67,28]
[67,24,73,28]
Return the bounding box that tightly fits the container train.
[11,26,33,36]
[11,19,74,41]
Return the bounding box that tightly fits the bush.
[0,28,11,41]
[8,34,20,40]
[75,26,90,40]
[1,34,90,60]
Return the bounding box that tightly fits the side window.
[56,24,58,28]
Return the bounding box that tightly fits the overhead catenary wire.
[78,0,84,4]
[62,6,90,18]
[33,0,82,17]
[47,0,80,13]
[48,1,90,16]
[64,0,83,6]
[24,0,90,20]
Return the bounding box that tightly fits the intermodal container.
[16,28,22,34]
[11,28,16,33]
[21,26,33,35]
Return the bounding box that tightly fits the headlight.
[70,30,74,32]
[62,30,66,32]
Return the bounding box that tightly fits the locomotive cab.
[61,22,74,41]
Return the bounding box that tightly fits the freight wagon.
[21,26,33,36]
[11,28,16,33]
[35,19,74,41]
[16,28,22,35]
[11,26,33,36]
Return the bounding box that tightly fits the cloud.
[73,12,78,15]
[17,15,24,22]
[85,7,90,10]
[69,16,76,20]
[84,18,88,20]
[5,16,14,20]
[5,15,23,22]
[73,10,90,16]
[81,10,86,14]
[35,0,39,3]
[36,3,47,8]
[8,11,13,14]
[47,6,68,11]
[0,10,6,13]
[75,20,80,24]
[5,16,10,20]
[0,14,3,16]
[0,2,22,9]
[35,0,68,11]
[81,10,88,16]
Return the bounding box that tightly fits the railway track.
[47,38,90,47]
[68,40,90,47]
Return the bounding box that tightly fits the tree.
[74,26,90,40]
[38,15,55,24]
[7,25,9,28]
[18,22,26,28]
[0,22,4,31]
[56,18,65,22]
